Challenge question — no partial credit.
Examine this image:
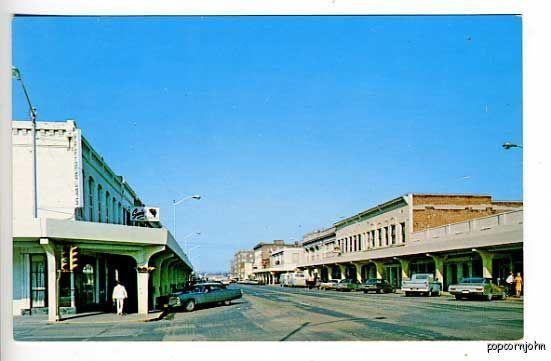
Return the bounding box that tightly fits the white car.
[401,273,442,296]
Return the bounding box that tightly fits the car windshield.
[460,278,486,284]
[414,274,429,279]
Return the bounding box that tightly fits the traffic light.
[60,247,69,272]
[69,246,79,271]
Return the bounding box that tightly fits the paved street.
[14,285,523,341]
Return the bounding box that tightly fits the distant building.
[251,240,301,284]
[12,120,192,321]
[231,250,254,280]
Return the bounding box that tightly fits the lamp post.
[172,194,201,240]
[12,66,38,218]
[187,245,201,265]
[179,231,201,255]
[502,142,523,150]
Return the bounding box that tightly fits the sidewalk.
[57,310,165,324]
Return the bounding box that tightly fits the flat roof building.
[12,120,192,321]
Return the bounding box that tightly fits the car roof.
[194,282,224,286]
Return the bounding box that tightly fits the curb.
[52,311,167,325]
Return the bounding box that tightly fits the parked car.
[319,279,340,290]
[279,273,291,287]
[288,272,307,287]
[360,278,395,294]
[237,279,259,285]
[401,273,442,296]
[166,282,242,311]
[335,279,361,292]
[448,277,507,301]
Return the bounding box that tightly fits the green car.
[448,277,507,301]
[335,279,361,291]
[167,282,243,311]
[360,278,395,294]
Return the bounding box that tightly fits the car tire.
[185,299,196,312]
[376,289,381,294]
[224,300,231,306]
[455,294,462,300]
[405,291,411,297]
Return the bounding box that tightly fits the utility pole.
[12,66,38,218]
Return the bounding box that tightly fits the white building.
[12,120,192,321]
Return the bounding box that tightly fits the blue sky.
[13,16,522,272]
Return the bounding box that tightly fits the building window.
[400,222,406,243]
[105,191,110,223]
[88,177,94,221]
[391,225,397,244]
[97,185,103,222]
[378,229,383,247]
[112,197,116,224]
[358,234,362,251]
[118,202,122,224]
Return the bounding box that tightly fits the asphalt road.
[13,284,523,341]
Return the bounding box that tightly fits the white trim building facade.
[12,120,192,320]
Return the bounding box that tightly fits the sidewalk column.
[151,253,173,306]
[132,246,164,315]
[338,264,346,279]
[427,254,446,284]
[473,249,494,280]
[160,257,176,295]
[136,269,149,315]
[352,262,363,283]
[40,238,58,322]
[70,271,76,309]
[315,266,322,280]
[457,262,464,281]
[395,258,410,280]
[369,260,384,280]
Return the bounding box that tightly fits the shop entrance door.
[30,254,47,310]
[75,255,99,312]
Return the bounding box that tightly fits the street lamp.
[172,194,201,240]
[179,232,201,254]
[12,66,38,218]
[188,244,200,258]
[502,142,523,150]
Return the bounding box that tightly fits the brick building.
[299,193,522,290]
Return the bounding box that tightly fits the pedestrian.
[514,272,523,298]
[505,272,514,296]
[112,281,128,315]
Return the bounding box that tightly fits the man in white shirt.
[112,281,128,315]
[505,272,514,296]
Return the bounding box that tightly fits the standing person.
[506,272,514,296]
[112,281,128,315]
[514,272,523,298]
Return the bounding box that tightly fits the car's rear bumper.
[450,290,484,296]
[402,287,430,292]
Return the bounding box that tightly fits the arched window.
[118,202,122,224]
[112,197,116,224]
[97,185,103,222]
[105,191,110,223]
[87,176,95,221]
